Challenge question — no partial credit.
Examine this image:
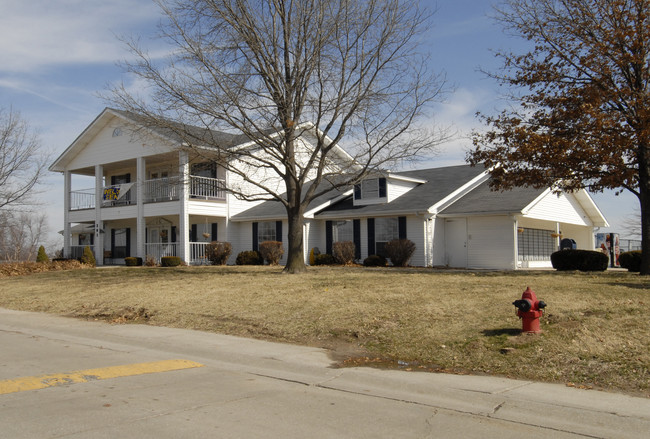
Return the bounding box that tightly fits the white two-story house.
[51,108,609,269]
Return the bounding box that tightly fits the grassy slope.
[0,265,648,396]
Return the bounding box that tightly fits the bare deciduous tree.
[469,0,650,274]
[0,107,47,210]
[108,0,448,273]
[0,211,48,262]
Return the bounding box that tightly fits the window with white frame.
[518,228,556,261]
[375,217,399,256]
[258,221,277,245]
[333,220,354,243]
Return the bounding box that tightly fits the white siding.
[467,216,516,269]
[406,216,426,267]
[67,119,175,171]
[430,217,447,267]
[188,201,227,217]
[526,192,593,226]
[306,220,324,264]
[387,179,418,202]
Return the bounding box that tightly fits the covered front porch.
[68,215,225,266]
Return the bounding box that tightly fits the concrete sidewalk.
[0,308,648,438]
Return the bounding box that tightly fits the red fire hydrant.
[513,287,547,334]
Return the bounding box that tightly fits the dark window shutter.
[90,233,94,246]
[354,184,361,200]
[367,218,375,256]
[125,173,131,183]
[125,228,131,257]
[353,219,361,259]
[379,178,387,198]
[111,229,115,252]
[145,228,148,244]
[252,222,259,251]
[211,223,218,241]
[326,221,333,255]
[191,224,197,242]
[398,216,407,239]
[171,226,177,243]
[111,175,116,185]
[276,221,282,242]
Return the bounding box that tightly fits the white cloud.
[0,0,160,72]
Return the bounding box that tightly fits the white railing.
[102,183,137,207]
[190,176,226,200]
[144,176,181,203]
[69,245,93,259]
[190,242,210,265]
[70,189,95,210]
[145,243,179,263]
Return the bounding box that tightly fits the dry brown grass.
[0,265,648,396]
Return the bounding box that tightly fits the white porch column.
[63,170,71,259]
[136,157,146,259]
[94,165,104,265]
[179,151,190,263]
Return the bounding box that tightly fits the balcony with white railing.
[70,189,95,210]
[190,176,226,200]
[102,183,137,207]
[69,175,226,211]
[144,176,181,203]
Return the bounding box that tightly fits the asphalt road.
[1,308,648,438]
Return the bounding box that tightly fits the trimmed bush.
[333,241,356,265]
[235,250,264,265]
[206,241,232,265]
[80,246,96,267]
[363,254,387,267]
[619,251,642,272]
[259,241,284,265]
[384,239,416,267]
[550,249,608,272]
[160,256,182,267]
[124,257,143,266]
[314,253,336,265]
[36,245,50,263]
[144,255,158,267]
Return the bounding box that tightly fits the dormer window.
[354,177,386,200]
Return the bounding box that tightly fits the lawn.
[0,265,648,397]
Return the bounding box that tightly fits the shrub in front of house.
[314,253,336,265]
[80,246,96,267]
[259,241,284,265]
[333,241,356,265]
[144,255,157,267]
[619,251,642,272]
[384,239,416,267]
[206,241,233,265]
[160,256,182,267]
[363,254,387,267]
[235,250,264,265]
[550,249,608,271]
[124,257,143,266]
[36,245,50,263]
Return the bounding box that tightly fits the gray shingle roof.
[230,180,349,221]
[315,164,488,217]
[440,180,546,216]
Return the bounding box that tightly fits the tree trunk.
[283,205,307,274]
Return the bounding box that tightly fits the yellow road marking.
[0,359,204,395]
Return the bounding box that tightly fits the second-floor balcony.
[70,176,226,211]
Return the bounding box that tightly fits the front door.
[445,218,467,268]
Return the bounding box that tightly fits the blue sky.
[0,0,639,247]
